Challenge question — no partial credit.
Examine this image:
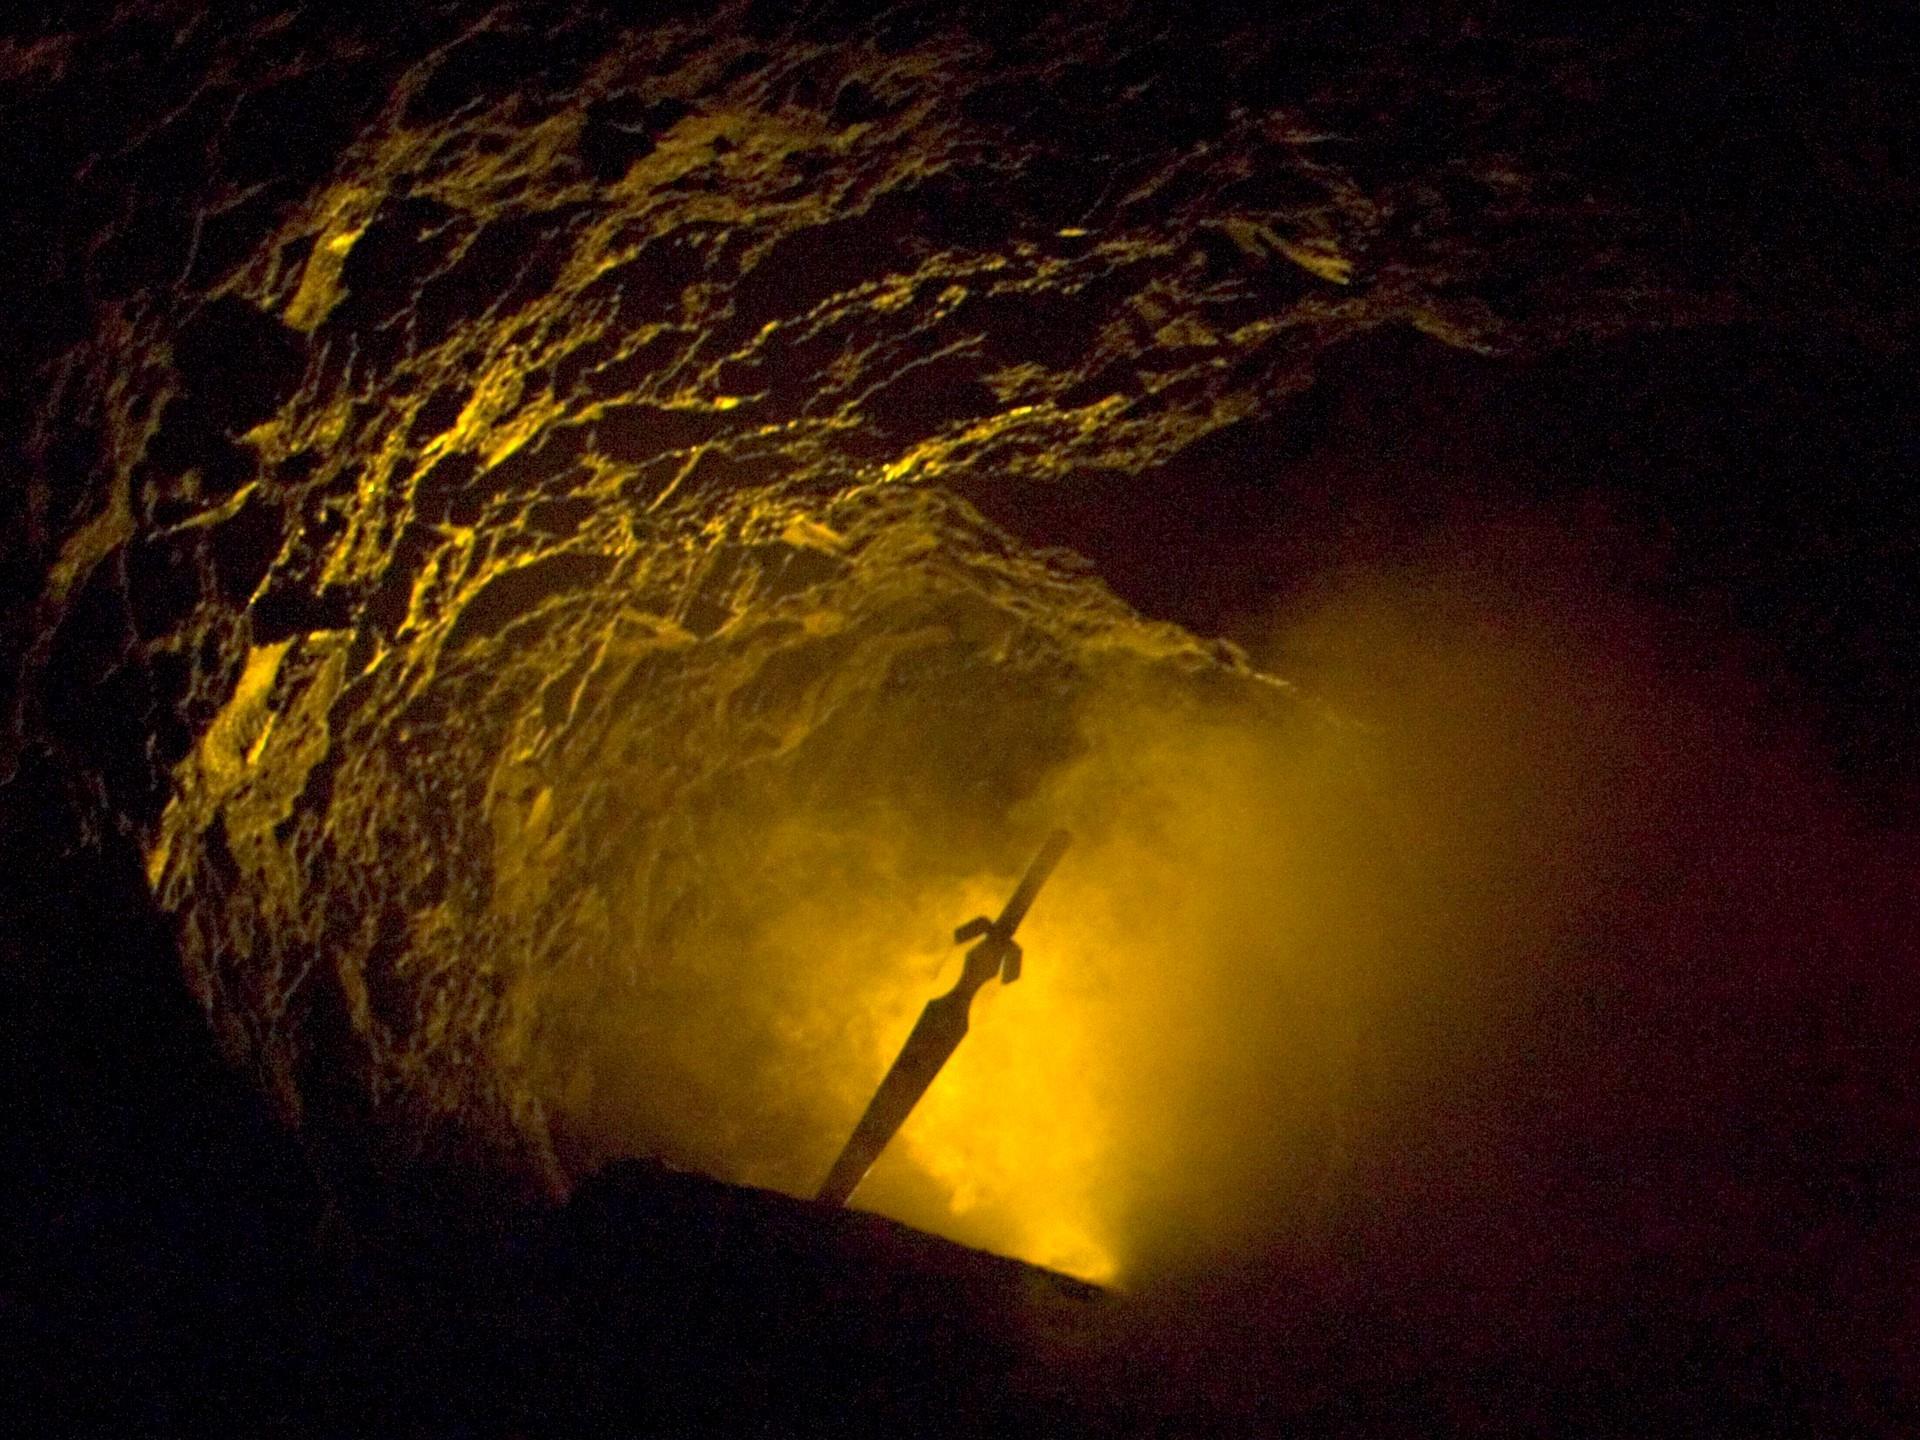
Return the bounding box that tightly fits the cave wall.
[2,3,1916,1428]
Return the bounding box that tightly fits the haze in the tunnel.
[493,490,1916,1324]
[1082,511,1920,1415]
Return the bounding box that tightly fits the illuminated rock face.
[6,2,1911,1294]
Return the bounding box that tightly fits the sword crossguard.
[953,916,1023,986]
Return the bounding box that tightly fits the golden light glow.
[559,673,1380,1291]
[857,873,1125,1285]
[824,692,1365,1288]
[545,525,1733,1293]
[713,843,1145,1286]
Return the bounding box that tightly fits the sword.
[816,829,1072,1208]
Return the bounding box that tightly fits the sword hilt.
[952,921,1024,985]
[949,924,1021,992]
[949,829,1070,987]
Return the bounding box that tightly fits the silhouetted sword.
[817,829,1072,1208]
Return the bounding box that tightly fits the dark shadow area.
[0,747,1105,1438]
[954,321,1920,819]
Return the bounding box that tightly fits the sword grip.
[994,829,1072,936]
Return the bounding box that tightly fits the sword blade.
[816,991,970,1206]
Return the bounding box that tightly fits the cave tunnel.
[3,3,1917,1435]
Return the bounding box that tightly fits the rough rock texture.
[4,2,1917,1434]
[10,0,1905,1182]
